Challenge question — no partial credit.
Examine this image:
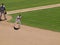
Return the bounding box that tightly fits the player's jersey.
[16,16,21,21]
[17,16,21,19]
[16,16,22,24]
[0,5,5,12]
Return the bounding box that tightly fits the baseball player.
[0,3,7,21]
[14,15,22,30]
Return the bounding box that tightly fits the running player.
[14,14,22,30]
[0,3,7,21]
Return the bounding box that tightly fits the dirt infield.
[0,4,60,45]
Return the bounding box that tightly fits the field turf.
[10,7,60,32]
[0,0,60,10]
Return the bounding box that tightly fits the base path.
[7,3,60,14]
[0,4,60,45]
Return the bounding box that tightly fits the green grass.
[10,7,60,32]
[0,0,60,11]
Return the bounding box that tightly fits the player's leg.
[13,23,20,30]
[18,24,20,29]
[16,20,21,29]
[18,20,21,29]
[0,12,2,21]
[4,12,7,20]
[4,14,7,20]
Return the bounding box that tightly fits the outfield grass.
[0,0,60,11]
[10,7,60,32]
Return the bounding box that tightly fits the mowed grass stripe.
[10,7,60,32]
[0,0,60,10]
